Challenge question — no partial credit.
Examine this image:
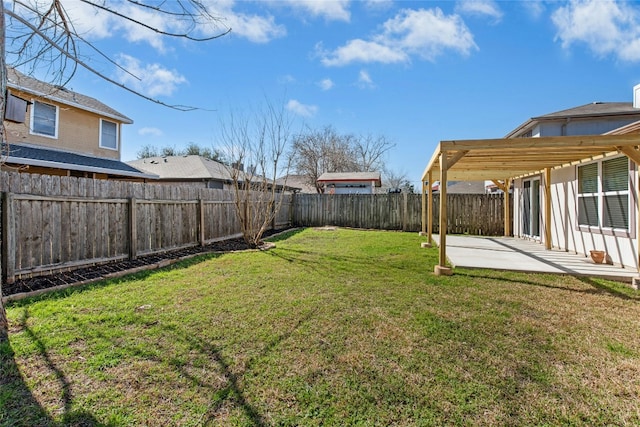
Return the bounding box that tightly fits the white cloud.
[139,127,164,137]
[318,40,408,66]
[318,8,477,66]
[318,78,335,90]
[456,0,503,22]
[281,0,351,21]
[50,0,284,51]
[522,1,545,20]
[364,0,394,11]
[552,0,640,61]
[286,99,318,117]
[116,55,187,97]
[221,10,286,43]
[357,70,375,88]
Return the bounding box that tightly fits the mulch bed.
[2,230,287,298]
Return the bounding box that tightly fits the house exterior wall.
[538,118,639,137]
[326,180,375,194]
[515,162,638,269]
[5,88,121,160]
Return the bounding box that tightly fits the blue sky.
[23,0,640,188]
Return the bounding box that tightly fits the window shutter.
[578,163,598,194]
[602,157,628,192]
[5,93,28,123]
[578,196,599,226]
[603,195,628,229]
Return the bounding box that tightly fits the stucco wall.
[5,89,121,160]
[515,164,638,269]
[328,181,375,195]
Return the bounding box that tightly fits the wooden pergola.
[421,133,640,275]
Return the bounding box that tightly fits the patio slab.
[433,234,639,283]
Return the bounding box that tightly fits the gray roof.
[506,102,640,138]
[128,155,234,181]
[534,102,639,119]
[5,143,157,179]
[7,67,133,124]
[276,174,315,193]
[317,171,382,186]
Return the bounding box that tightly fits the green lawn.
[2,228,640,426]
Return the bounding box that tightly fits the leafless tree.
[291,126,395,193]
[354,134,395,172]
[0,0,229,340]
[219,100,295,247]
[383,168,414,193]
[384,168,408,190]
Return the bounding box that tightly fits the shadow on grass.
[169,308,318,425]
[50,299,318,425]
[265,227,305,243]
[456,270,640,301]
[1,310,105,426]
[7,252,225,309]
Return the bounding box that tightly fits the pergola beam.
[618,146,640,166]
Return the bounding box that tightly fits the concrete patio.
[433,234,639,283]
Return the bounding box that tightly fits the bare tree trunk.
[0,0,10,342]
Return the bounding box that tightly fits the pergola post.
[544,168,552,250]
[427,169,433,246]
[421,180,427,235]
[435,152,452,276]
[503,179,511,237]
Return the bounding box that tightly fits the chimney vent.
[634,84,640,108]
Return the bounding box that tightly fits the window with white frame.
[100,119,118,150]
[577,156,629,230]
[30,100,58,137]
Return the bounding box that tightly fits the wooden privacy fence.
[0,171,292,283]
[292,193,511,235]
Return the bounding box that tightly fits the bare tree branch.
[220,100,295,247]
[80,0,231,41]
[291,126,393,193]
[6,8,208,111]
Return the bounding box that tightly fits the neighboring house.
[275,174,315,193]
[129,155,299,192]
[432,180,487,194]
[3,67,155,180]
[423,83,640,272]
[128,155,236,190]
[317,172,382,194]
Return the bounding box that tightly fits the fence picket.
[292,193,510,235]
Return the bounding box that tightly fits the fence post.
[198,198,205,246]
[2,192,15,284]
[271,197,276,231]
[290,193,296,227]
[402,192,408,231]
[129,197,137,260]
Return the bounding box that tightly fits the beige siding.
[5,88,121,160]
